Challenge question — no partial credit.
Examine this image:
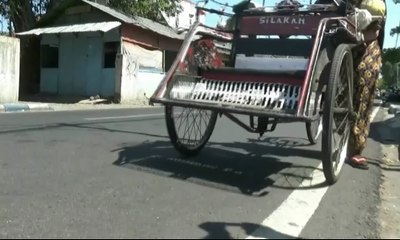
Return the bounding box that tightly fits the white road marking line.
[84,113,164,121]
[246,162,328,239]
[246,107,381,239]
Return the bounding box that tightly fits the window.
[164,50,178,72]
[41,44,59,68]
[104,42,119,68]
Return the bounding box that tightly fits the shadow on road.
[112,136,326,196]
[0,119,168,139]
[198,221,296,239]
[1,114,328,193]
[236,136,322,160]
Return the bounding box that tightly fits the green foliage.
[0,0,48,18]
[391,26,400,37]
[377,78,388,89]
[381,61,394,86]
[382,48,400,64]
[107,0,182,21]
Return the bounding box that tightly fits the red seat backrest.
[239,15,327,36]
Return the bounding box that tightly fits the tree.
[381,48,400,89]
[392,0,400,47]
[391,26,400,36]
[108,0,182,22]
[0,0,182,33]
[381,62,394,88]
[377,77,388,89]
[0,0,37,33]
[382,48,400,64]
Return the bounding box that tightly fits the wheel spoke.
[331,53,351,169]
[170,107,215,148]
[181,109,194,142]
[335,112,350,134]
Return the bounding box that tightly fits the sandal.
[347,155,369,170]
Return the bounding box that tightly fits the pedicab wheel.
[165,105,218,157]
[306,93,323,145]
[322,44,353,185]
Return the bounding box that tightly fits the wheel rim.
[308,92,323,142]
[314,117,323,140]
[313,93,323,140]
[171,106,215,149]
[331,51,352,175]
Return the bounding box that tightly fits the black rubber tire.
[165,105,218,157]
[321,44,353,185]
[306,117,322,145]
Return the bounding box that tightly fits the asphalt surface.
[0,107,385,238]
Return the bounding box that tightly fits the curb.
[27,103,53,112]
[378,162,400,171]
[0,102,164,113]
[0,103,53,113]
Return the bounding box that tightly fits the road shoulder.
[377,108,400,238]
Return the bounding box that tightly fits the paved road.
[0,107,385,238]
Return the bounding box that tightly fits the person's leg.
[348,40,382,169]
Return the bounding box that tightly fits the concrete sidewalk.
[1,93,160,113]
[0,100,162,113]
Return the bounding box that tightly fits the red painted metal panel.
[239,15,325,35]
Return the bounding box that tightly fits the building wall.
[121,24,182,52]
[115,24,185,104]
[0,36,20,103]
[37,4,183,101]
[115,40,167,104]
[40,27,120,97]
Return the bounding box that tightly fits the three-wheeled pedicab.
[149,0,383,185]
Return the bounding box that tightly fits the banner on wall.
[122,41,163,71]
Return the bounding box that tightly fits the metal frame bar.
[151,21,202,100]
[223,113,260,133]
[298,17,358,117]
[151,98,320,122]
